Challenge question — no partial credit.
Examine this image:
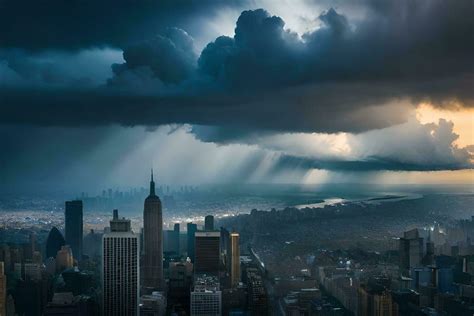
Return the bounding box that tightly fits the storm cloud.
[0,0,473,175]
[2,1,473,129]
[192,117,474,171]
[0,0,248,51]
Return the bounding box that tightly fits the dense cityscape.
[0,172,473,315]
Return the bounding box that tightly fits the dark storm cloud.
[196,4,473,100]
[273,155,471,172]
[0,82,413,133]
[107,27,198,93]
[0,0,247,51]
[0,1,473,142]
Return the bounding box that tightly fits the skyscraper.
[230,233,240,287]
[195,231,220,275]
[187,223,198,262]
[204,215,214,231]
[46,227,66,259]
[165,223,180,255]
[173,223,180,255]
[399,228,423,276]
[142,170,164,291]
[65,200,83,260]
[103,210,139,316]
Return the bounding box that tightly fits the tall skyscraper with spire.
[142,169,164,291]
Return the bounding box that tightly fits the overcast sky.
[0,0,473,194]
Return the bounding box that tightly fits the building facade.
[195,231,220,275]
[65,200,83,260]
[187,223,198,262]
[102,210,139,316]
[230,233,240,287]
[191,275,222,316]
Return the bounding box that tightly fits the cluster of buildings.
[313,223,474,316]
[0,171,270,315]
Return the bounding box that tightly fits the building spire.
[150,168,156,196]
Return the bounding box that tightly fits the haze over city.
[0,0,473,315]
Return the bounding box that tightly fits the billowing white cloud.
[192,116,473,171]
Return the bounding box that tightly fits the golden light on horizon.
[416,103,474,148]
[376,169,474,186]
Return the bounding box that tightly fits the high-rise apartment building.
[103,210,139,316]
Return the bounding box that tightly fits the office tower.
[190,275,222,316]
[230,233,240,287]
[56,245,74,273]
[46,227,66,259]
[173,223,180,255]
[204,215,214,231]
[65,200,83,260]
[139,291,166,316]
[142,170,164,291]
[0,262,6,316]
[187,223,198,262]
[399,229,424,276]
[103,210,139,316]
[164,225,180,255]
[195,231,220,274]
